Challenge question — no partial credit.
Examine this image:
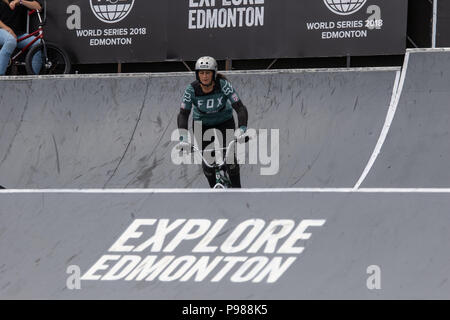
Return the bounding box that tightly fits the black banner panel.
[287,0,408,58]
[46,0,167,64]
[169,0,408,60]
[437,0,450,47]
[45,0,407,64]
[166,0,286,60]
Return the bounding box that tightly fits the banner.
[46,0,167,64]
[289,0,408,57]
[437,0,450,47]
[46,0,407,64]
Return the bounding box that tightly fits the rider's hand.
[176,141,191,152]
[176,134,190,152]
[234,126,247,143]
[9,0,19,10]
[2,26,17,39]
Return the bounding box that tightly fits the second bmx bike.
[7,1,71,75]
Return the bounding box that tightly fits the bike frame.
[10,9,45,65]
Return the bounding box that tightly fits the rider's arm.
[11,0,42,11]
[177,108,191,130]
[219,79,248,128]
[178,85,194,130]
[231,100,248,129]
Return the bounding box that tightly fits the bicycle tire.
[25,42,71,75]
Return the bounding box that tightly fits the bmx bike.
[6,1,71,75]
[182,137,249,189]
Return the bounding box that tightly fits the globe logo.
[323,0,367,16]
[90,0,135,24]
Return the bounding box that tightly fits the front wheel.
[25,42,71,75]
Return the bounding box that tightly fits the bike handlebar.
[193,139,237,169]
[183,137,249,169]
[28,0,46,24]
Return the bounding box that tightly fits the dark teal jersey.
[181,78,241,126]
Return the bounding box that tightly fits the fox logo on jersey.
[183,92,192,103]
[222,81,234,95]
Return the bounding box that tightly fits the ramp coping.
[0,67,401,81]
[354,48,449,188]
[353,62,406,188]
[406,48,450,53]
[1,188,450,193]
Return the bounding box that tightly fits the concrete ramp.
[0,75,191,188]
[362,49,450,187]
[1,50,450,300]
[0,190,449,299]
[0,68,399,188]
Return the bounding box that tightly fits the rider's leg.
[0,29,17,75]
[202,161,217,188]
[216,117,242,188]
[228,162,241,188]
[194,120,218,188]
[195,117,242,188]
[16,34,42,74]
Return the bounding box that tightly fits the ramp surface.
[1,49,450,300]
[0,190,449,299]
[0,68,399,188]
[362,49,450,187]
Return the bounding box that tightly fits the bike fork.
[41,40,49,67]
